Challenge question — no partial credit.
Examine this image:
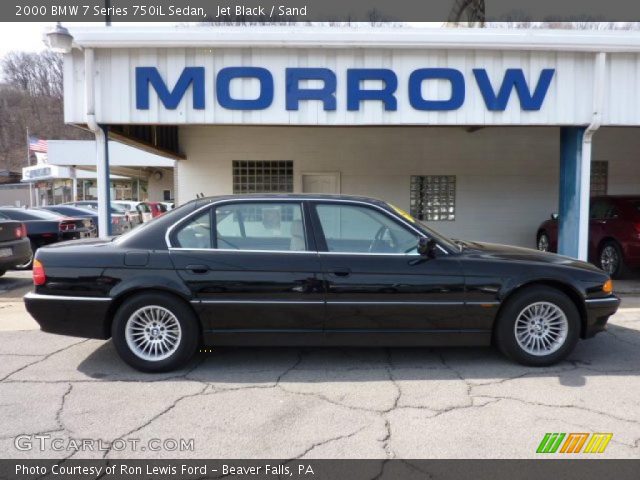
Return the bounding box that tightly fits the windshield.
[385,203,459,252]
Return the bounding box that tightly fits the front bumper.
[24,292,112,339]
[583,296,620,338]
[0,237,31,270]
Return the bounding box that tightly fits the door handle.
[186,264,209,274]
[331,267,351,277]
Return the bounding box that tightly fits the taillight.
[59,221,76,232]
[33,259,46,286]
[14,223,25,239]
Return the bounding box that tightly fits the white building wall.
[179,126,563,248]
[594,128,640,195]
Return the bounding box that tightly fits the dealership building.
[59,26,640,257]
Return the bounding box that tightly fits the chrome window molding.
[165,197,451,255]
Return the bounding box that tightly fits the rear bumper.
[0,237,31,270]
[583,296,620,338]
[24,292,112,339]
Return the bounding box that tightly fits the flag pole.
[26,127,33,207]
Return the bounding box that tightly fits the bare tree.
[2,51,63,99]
[0,50,89,173]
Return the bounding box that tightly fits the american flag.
[28,136,47,153]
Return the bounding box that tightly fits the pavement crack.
[293,425,367,459]
[0,339,89,382]
[101,383,209,459]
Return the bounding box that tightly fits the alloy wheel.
[537,234,549,252]
[125,305,182,361]
[600,245,619,275]
[514,301,569,356]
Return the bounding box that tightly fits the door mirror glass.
[417,237,437,258]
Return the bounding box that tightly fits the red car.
[536,195,640,278]
[136,201,167,223]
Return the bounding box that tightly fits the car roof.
[192,193,390,208]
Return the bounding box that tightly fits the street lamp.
[45,22,73,54]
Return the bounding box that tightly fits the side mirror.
[550,213,559,220]
[417,237,437,259]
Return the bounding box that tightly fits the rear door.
[168,200,325,335]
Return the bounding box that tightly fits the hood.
[461,241,604,274]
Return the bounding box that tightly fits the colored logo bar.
[537,433,612,454]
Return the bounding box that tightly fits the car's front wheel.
[494,286,580,366]
[112,293,199,372]
[536,232,550,252]
[599,240,627,279]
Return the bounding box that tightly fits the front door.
[168,201,325,339]
[308,201,467,338]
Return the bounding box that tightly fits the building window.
[591,161,608,196]
[232,161,293,194]
[410,175,456,221]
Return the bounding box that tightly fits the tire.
[598,240,627,279]
[537,231,550,252]
[14,240,36,270]
[111,293,200,372]
[494,286,580,367]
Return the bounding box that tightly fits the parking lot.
[1,270,639,459]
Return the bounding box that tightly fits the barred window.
[590,161,608,197]
[410,175,456,221]
[233,161,293,194]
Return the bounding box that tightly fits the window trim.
[166,198,451,256]
[168,199,313,253]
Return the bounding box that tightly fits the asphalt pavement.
[0,271,639,459]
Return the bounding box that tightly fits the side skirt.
[202,330,492,347]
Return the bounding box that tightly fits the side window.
[175,211,212,249]
[315,204,419,254]
[215,203,306,252]
[590,200,612,220]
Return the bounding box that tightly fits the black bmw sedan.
[24,195,620,372]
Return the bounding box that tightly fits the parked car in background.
[112,201,143,225]
[0,207,96,268]
[65,201,139,231]
[38,205,129,236]
[25,194,618,372]
[136,201,167,223]
[160,201,175,211]
[0,213,31,275]
[536,195,640,278]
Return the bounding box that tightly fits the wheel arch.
[496,279,588,339]
[105,287,201,340]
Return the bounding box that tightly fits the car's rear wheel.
[494,286,580,366]
[112,293,199,372]
[599,240,627,279]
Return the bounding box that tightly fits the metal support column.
[558,127,589,259]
